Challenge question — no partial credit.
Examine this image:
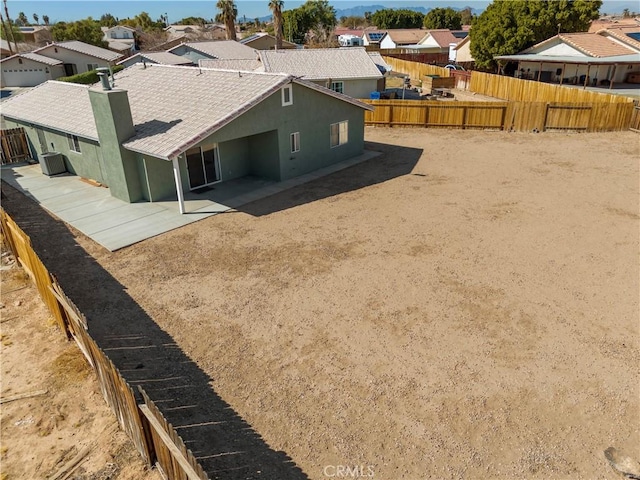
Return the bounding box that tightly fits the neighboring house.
[240,33,297,50]
[0,64,373,214]
[451,35,474,65]
[18,25,51,44]
[198,58,263,70]
[118,51,194,68]
[362,31,386,47]
[31,41,123,76]
[379,29,425,49]
[102,25,137,54]
[0,53,65,87]
[495,32,640,86]
[1,39,31,59]
[588,17,640,33]
[168,41,257,63]
[409,29,467,54]
[258,48,385,98]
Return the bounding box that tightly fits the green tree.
[282,0,336,45]
[17,11,28,26]
[340,15,367,28]
[32,13,38,24]
[371,9,424,29]
[423,7,462,30]
[622,8,630,18]
[269,0,284,49]
[470,0,602,70]
[176,16,207,26]
[0,20,23,42]
[216,0,238,40]
[51,17,107,47]
[100,13,117,27]
[460,7,474,25]
[42,15,49,25]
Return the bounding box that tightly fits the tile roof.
[0,64,373,161]
[259,47,382,80]
[0,81,98,140]
[0,52,63,66]
[169,40,257,59]
[524,33,637,58]
[198,58,263,70]
[367,52,391,73]
[107,40,133,51]
[423,29,465,48]
[118,52,193,66]
[34,41,123,61]
[598,26,640,50]
[384,29,426,45]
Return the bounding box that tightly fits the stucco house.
[379,29,425,49]
[0,64,373,213]
[102,25,137,53]
[240,33,297,50]
[168,40,257,63]
[117,51,194,68]
[451,35,474,65]
[1,40,122,87]
[257,48,384,98]
[494,31,640,87]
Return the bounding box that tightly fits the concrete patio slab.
[1,150,380,251]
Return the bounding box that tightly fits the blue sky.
[5,0,634,24]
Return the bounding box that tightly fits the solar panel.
[369,33,384,41]
[627,32,640,41]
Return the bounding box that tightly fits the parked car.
[444,64,465,71]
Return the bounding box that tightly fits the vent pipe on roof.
[96,67,111,90]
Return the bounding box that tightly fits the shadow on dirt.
[0,183,308,480]
[238,140,423,217]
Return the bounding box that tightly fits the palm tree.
[42,15,49,25]
[269,0,284,49]
[17,11,28,26]
[216,0,237,41]
[32,13,38,24]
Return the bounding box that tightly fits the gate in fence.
[630,106,640,132]
[1,127,31,164]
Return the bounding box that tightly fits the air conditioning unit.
[40,152,66,176]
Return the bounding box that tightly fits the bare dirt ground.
[2,127,638,479]
[0,257,156,480]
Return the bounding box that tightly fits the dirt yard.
[0,258,156,479]
[2,127,638,479]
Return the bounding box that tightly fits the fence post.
[542,103,550,132]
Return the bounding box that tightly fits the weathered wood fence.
[469,71,634,104]
[363,100,635,132]
[0,209,209,480]
[630,106,640,132]
[382,56,451,80]
[1,127,31,164]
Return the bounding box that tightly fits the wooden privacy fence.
[363,100,635,132]
[630,106,640,132]
[470,71,634,104]
[382,56,450,81]
[1,127,31,165]
[0,209,209,480]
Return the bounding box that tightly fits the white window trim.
[330,81,344,94]
[67,133,81,154]
[290,132,300,153]
[330,121,348,148]
[281,84,293,106]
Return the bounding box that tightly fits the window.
[330,81,344,94]
[87,63,99,71]
[290,132,300,153]
[67,134,81,153]
[281,84,293,106]
[330,121,348,148]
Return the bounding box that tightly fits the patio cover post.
[560,63,566,85]
[609,64,617,89]
[537,62,542,81]
[172,157,185,214]
[583,64,591,89]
